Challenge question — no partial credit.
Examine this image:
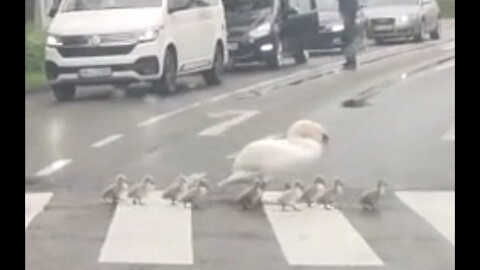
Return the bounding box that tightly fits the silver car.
[364,0,441,43]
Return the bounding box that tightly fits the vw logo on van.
[89,35,101,46]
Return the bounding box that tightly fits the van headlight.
[330,24,344,32]
[46,35,63,47]
[138,29,160,42]
[249,22,272,39]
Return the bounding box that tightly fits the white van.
[45,0,228,101]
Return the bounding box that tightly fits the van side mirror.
[284,6,299,17]
[421,0,432,5]
[48,7,58,18]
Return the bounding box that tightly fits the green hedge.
[25,25,47,90]
[25,25,45,73]
[439,0,455,19]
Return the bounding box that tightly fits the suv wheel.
[266,39,283,69]
[52,84,76,102]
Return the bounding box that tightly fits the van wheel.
[156,49,177,95]
[202,45,224,85]
[266,40,282,69]
[430,20,441,40]
[52,84,76,102]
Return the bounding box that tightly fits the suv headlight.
[398,14,416,24]
[46,35,63,47]
[330,24,344,32]
[249,22,272,39]
[138,29,160,42]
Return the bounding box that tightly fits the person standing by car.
[338,0,359,70]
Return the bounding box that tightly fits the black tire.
[294,48,308,65]
[266,39,282,69]
[430,20,441,40]
[374,38,384,45]
[414,21,427,42]
[202,45,224,85]
[155,48,177,95]
[52,84,76,102]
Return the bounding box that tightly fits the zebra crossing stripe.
[396,191,455,246]
[262,192,384,266]
[25,192,53,230]
[98,191,193,265]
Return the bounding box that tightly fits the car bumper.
[227,35,277,64]
[45,40,164,86]
[367,24,419,39]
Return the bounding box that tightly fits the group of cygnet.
[101,119,387,211]
[101,174,156,205]
[101,173,209,209]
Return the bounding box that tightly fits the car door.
[280,0,319,52]
[166,0,204,72]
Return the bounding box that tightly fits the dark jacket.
[338,0,359,18]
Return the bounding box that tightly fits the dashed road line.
[35,159,72,177]
[91,134,124,148]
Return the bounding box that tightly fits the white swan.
[217,119,329,187]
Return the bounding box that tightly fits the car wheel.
[430,19,441,40]
[202,45,224,85]
[154,48,177,95]
[374,38,385,45]
[414,21,428,42]
[266,39,282,69]
[52,84,76,102]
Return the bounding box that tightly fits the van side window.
[168,0,194,12]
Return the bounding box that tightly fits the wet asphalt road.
[26,21,454,270]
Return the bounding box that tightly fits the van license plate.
[79,67,112,78]
[228,43,239,51]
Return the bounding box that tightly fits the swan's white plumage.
[218,120,328,187]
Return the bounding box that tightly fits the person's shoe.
[343,62,357,70]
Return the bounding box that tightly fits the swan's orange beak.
[322,134,330,144]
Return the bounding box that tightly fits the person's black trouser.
[342,14,358,66]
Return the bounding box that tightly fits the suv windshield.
[366,0,419,7]
[315,0,338,11]
[61,0,162,12]
[223,0,274,14]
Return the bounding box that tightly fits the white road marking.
[35,159,72,177]
[442,123,455,141]
[25,192,53,229]
[435,61,455,72]
[99,191,193,265]
[262,192,384,266]
[91,134,123,148]
[198,110,260,136]
[137,102,202,127]
[396,191,455,246]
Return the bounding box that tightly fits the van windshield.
[315,0,338,11]
[223,0,274,14]
[61,0,162,12]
